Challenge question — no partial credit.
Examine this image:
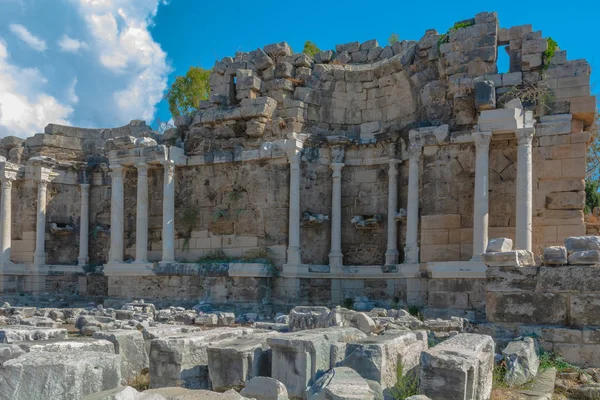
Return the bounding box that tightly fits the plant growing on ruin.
[586,112,600,179]
[497,82,554,114]
[197,249,228,263]
[437,20,475,48]
[388,33,400,46]
[213,209,229,222]
[165,66,211,117]
[407,304,424,321]
[342,297,354,309]
[538,351,579,372]
[129,368,150,391]
[302,41,320,57]
[542,37,558,70]
[388,363,419,400]
[229,189,242,202]
[181,207,198,237]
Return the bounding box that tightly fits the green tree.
[165,66,211,117]
[302,40,320,57]
[388,33,400,46]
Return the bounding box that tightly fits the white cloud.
[0,40,73,138]
[0,0,171,137]
[8,23,47,52]
[57,34,88,53]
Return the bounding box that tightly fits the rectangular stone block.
[267,327,366,399]
[561,158,586,179]
[539,266,600,292]
[478,108,525,133]
[486,266,538,292]
[420,334,494,400]
[340,330,427,389]
[554,344,600,368]
[546,191,585,210]
[542,246,568,265]
[149,328,254,389]
[354,169,377,183]
[421,229,449,245]
[486,292,567,324]
[483,250,534,267]
[421,214,461,230]
[207,332,275,391]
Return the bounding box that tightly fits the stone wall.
[482,263,600,366]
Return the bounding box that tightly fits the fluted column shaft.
[286,154,301,265]
[385,160,400,265]
[33,180,48,267]
[1,179,13,265]
[329,163,344,269]
[404,144,422,264]
[109,165,125,263]
[161,162,175,263]
[78,184,90,266]
[516,128,535,251]
[135,162,149,263]
[471,132,492,260]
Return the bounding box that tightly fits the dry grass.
[129,368,150,391]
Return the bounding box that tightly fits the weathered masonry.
[0,11,595,317]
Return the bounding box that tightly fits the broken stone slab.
[207,332,276,391]
[568,250,600,265]
[196,313,218,326]
[486,238,513,253]
[483,250,535,267]
[420,333,494,400]
[543,246,568,265]
[267,327,366,399]
[288,306,331,332]
[405,396,431,400]
[149,327,254,389]
[146,388,251,400]
[104,135,136,151]
[307,367,375,400]
[17,337,115,354]
[324,307,378,334]
[565,237,600,254]
[76,315,117,333]
[215,311,236,326]
[240,377,289,400]
[0,344,25,364]
[339,330,427,389]
[81,386,145,400]
[502,337,539,387]
[254,322,289,332]
[134,137,158,148]
[0,326,68,343]
[0,351,122,400]
[93,330,149,382]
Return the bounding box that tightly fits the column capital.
[109,164,126,177]
[36,179,49,188]
[472,131,492,148]
[1,179,14,189]
[162,160,175,177]
[516,128,535,146]
[407,143,423,159]
[136,161,149,175]
[388,159,400,175]
[330,162,345,176]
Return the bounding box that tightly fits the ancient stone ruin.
[0,10,598,400]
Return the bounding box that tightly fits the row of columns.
[107,160,175,265]
[285,127,535,269]
[471,128,535,257]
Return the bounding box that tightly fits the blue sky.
[0,0,598,138]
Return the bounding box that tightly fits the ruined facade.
[0,11,596,318]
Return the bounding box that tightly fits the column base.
[103,262,154,276]
[77,257,88,267]
[403,245,419,264]
[328,251,343,271]
[281,263,309,278]
[286,247,301,265]
[385,249,399,266]
[33,254,45,268]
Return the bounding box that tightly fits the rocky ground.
[0,301,598,400]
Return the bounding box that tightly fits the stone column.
[1,179,13,265]
[385,159,400,265]
[135,162,149,263]
[33,179,48,267]
[471,131,492,260]
[108,165,125,263]
[286,153,301,265]
[329,163,344,269]
[77,183,90,266]
[404,143,422,264]
[161,161,175,263]
[516,128,535,251]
